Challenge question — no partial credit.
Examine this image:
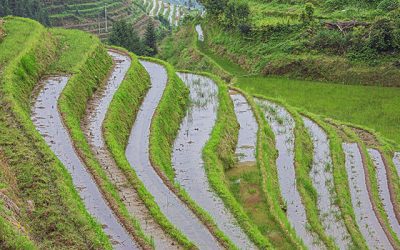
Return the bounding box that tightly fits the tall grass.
[237,76,400,144]
[0,16,111,249]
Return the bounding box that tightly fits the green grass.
[0,16,111,249]
[103,54,195,249]
[236,76,400,145]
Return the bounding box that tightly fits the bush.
[378,0,399,11]
[368,17,399,52]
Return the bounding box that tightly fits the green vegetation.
[199,72,272,249]
[158,24,232,81]
[0,0,49,25]
[0,16,110,249]
[236,76,400,144]
[103,55,195,249]
[227,88,304,249]
[198,0,400,86]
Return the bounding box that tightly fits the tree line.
[0,0,50,25]
[109,19,158,56]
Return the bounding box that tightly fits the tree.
[144,20,157,56]
[109,20,143,55]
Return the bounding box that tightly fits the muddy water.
[173,73,255,249]
[367,149,400,238]
[343,143,393,250]
[126,61,222,249]
[256,99,323,250]
[32,76,139,250]
[83,51,180,249]
[195,25,204,42]
[230,91,257,165]
[393,153,400,177]
[303,117,351,249]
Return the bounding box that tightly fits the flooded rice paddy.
[83,51,180,248]
[302,117,351,249]
[367,149,400,238]
[230,91,257,165]
[172,73,255,249]
[32,76,139,250]
[125,61,221,249]
[256,99,323,249]
[195,25,204,42]
[343,143,393,250]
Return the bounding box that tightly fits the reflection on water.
[343,143,393,250]
[173,73,255,249]
[256,99,324,250]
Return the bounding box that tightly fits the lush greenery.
[198,0,400,86]
[103,55,195,249]
[109,20,158,56]
[236,76,400,144]
[0,16,110,249]
[0,0,49,25]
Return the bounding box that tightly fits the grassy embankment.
[158,24,232,82]
[102,54,196,249]
[0,17,111,249]
[142,57,237,249]
[54,29,159,248]
[329,120,400,248]
[228,88,305,249]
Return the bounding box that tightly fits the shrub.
[378,0,399,11]
[368,17,399,52]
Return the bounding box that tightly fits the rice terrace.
[0,0,400,249]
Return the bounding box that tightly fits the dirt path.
[342,143,393,250]
[256,99,324,250]
[126,61,222,249]
[393,153,400,178]
[82,50,180,249]
[32,76,139,250]
[303,117,351,249]
[172,73,255,249]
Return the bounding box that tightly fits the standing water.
[173,73,255,249]
[230,91,257,164]
[256,99,324,250]
[126,61,222,249]
[32,76,139,250]
[367,149,400,238]
[302,117,351,249]
[343,143,393,250]
[195,24,204,42]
